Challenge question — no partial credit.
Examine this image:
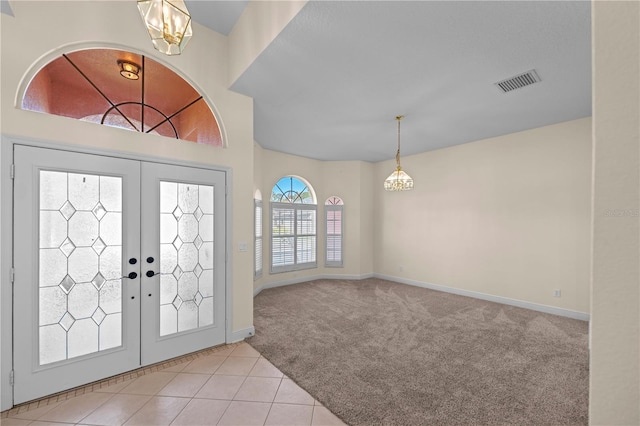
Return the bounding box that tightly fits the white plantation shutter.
[254,199,263,278]
[296,206,317,264]
[271,202,317,273]
[272,204,295,268]
[270,176,318,273]
[325,204,343,267]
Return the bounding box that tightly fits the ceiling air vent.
[495,69,540,93]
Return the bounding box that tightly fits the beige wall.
[590,1,640,424]
[358,162,375,274]
[374,118,592,314]
[0,1,255,334]
[253,117,591,318]
[253,147,375,291]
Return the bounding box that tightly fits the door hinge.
[9,370,14,387]
[10,164,15,179]
[10,267,15,283]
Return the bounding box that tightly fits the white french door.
[140,162,226,365]
[13,145,226,404]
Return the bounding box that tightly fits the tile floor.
[2,343,346,426]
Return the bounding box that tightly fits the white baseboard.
[373,273,590,321]
[228,326,256,343]
[253,273,374,297]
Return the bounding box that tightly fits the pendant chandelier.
[137,0,193,56]
[384,115,414,191]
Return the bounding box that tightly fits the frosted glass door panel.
[159,182,215,336]
[140,162,226,366]
[13,145,141,405]
[13,145,226,403]
[39,171,123,365]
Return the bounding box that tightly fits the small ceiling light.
[117,60,141,80]
[137,0,193,56]
[384,115,414,191]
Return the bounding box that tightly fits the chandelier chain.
[396,115,404,168]
[383,114,413,191]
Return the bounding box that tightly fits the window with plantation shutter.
[271,177,317,273]
[254,198,263,279]
[325,196,344,267]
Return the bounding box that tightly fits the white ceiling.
[185,0,248,36]
[162,1,591,162]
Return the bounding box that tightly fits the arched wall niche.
[18,45,226,147]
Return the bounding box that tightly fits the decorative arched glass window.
[254,190,263,279]
[325,196,344,267]
[22,48,222,146]
[270,176,317,273]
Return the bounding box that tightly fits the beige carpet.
[248,278,589,425]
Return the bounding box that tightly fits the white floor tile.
[4,343,342,426]
[169,399,230,426]
[233,377,281,402]
[265,403,314,426]
[274,379,315,405]
[217,401,271,426]
[123,396,190,426]
[36,393,112,424]
[195,375,245,400]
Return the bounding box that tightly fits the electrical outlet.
[553,289,561,298]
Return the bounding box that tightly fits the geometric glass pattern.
[39,170,123,365]
[59,201,77,220]
[159,181,215,336]
[59,312,76,331]
[194,235,203,250]
[59,275,76,294]
[91,307,107,325]
[92,202,107,220]
[91,272,107,290]
[91,237,107,255]
[173,265,183,281]
[194,291,203,306]
[59,237,76,258]
[194,263,203,278]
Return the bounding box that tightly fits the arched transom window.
[326,196,344,206]
[270,176,317,273]
[271,176,314,204]
[22,48,222,146]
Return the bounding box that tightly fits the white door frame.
[0,134,235,411]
